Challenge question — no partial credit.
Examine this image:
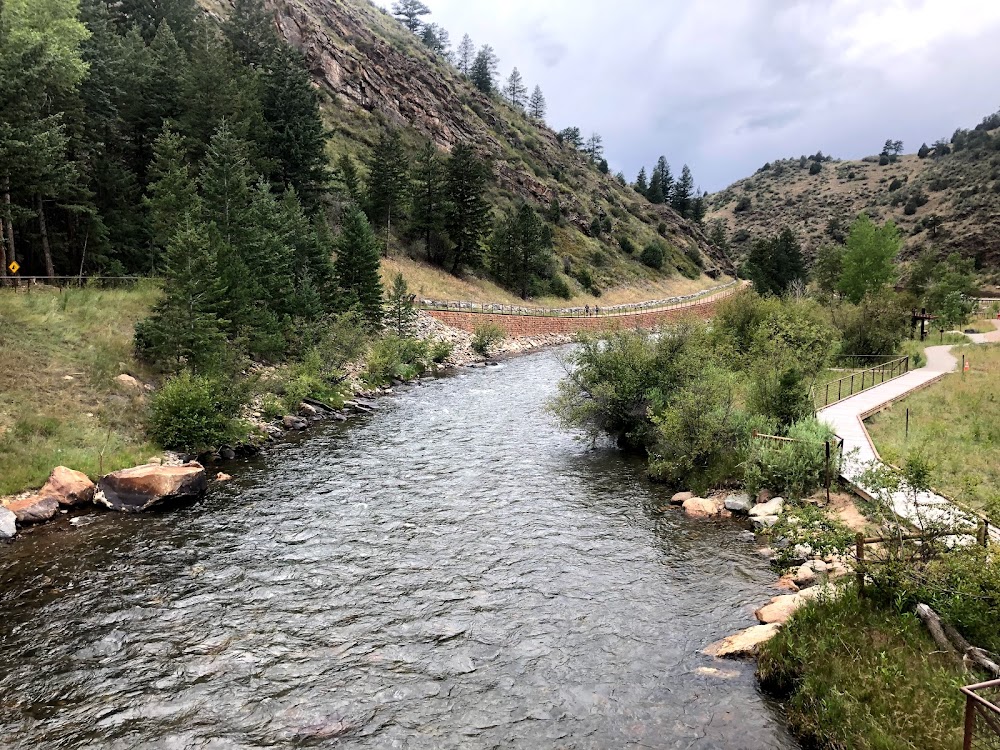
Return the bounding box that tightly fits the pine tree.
[470,45,499,95]
[584,133,604,163]
[335,205,384,326]
[385,272,417,337]
[278,187,335,312]
[670,164,694,218]
[528,86,546,120]
[743,227,805,297]
[365,128,409,248]
[392,0,430,33]
[456,34,474,76]
[144,126,199,270]
[409,141,447,264]
[647,162,665,204]
[135,217,230,372]
[337,153,359,201]
[488,203,552,299]
[260,45,331,207]
[502,68,528,109]
[634,167,649,197]
[200,121,253,249]
[224,0,279,69]
[444,143,492,275]
[655,156,673,201]
[113,0,199,49]
[420,23,450,58]
[691,191,707,225]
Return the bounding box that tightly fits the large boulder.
[704,623,782,659]
[7,495,59,524]
[751,515,780,530]
[749,497,785,518]
[724,492,753,514]
[682,496,724,518]
[97,463,207,512]
[0,507,16,539]
[40,466,96,507]
[755,594,804,625]
[670,491,694,506]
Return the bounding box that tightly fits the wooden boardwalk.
[818,322,1000,540]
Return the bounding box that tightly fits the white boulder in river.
[0,507,16,540]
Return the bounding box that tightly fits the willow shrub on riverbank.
[364,336,434,386]
[743,419,841,498]
[757,589,966,750]
[148,372,251,452]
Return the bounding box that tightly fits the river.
[0,348,798,749]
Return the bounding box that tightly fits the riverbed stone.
[704,623,782,659]
[298,402,321,418]
[115,373,143,391]
[792,543,814,561]
[7,495,59,524]
[670,491,694,505]
[793,563,816,588]
[776,574,800,592]
[282,415,308,431]
[751,515,779,530]
[682,496,724,518]
[724,492,753,514]
[755,594,805,625]
[39,466,96,507]
[0,508,16,539]
[749,497,784,518]
[97,462,207,512]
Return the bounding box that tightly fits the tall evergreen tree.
[409,141,447,264]
[502,67,528,109]
[743,227,805,297]
[584,133,604,163]
[444,143,492,275]
[455,33,474,75]
[420,23,450,58]
[200,121,253,249]
[365,128,409,248]
[469,45,499,95]
[691,191,707,225]
[144,126,199,270]
[392,0,430,34]
[385,272,417,337]
[337,153,359,202]
[654,156,673,201]
[335,205,383,326]
[670,164,694,218]
[223,0,278,68]
[488,203,552,299]
[113,0,199,49]
[528,85,546,120]
[634,167,649,197]
[134,216,229,372]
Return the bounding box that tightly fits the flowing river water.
[0,349,798,749]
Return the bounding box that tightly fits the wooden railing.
[813,356,910,411]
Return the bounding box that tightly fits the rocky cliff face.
[203,0,733,282]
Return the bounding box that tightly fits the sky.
[373,0,1000,192]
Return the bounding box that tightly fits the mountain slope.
[707,118,1000,284]
[200,0,733,299]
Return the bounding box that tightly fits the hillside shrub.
[149,371,248,452]
[549,274,572,299]
[429,340,453,364]
[809,160,823,175]
[619,236,635,255]
[640,242,665,270]
[832,295,907,356]
[734,195,752,213]
[889,178,903,192]
[472,323,506,358]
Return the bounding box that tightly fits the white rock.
[751,515,780,530]
[704,623,782,659]
[0,507,16,539]
[115,373,142,391]
[810,560,830,574]
[793,563,816,587]
[724,492,753,513]
[749,497,785,518]
[793,543,814,560]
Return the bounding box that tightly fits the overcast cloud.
[374,0,1000,192]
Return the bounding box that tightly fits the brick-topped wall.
[426,296,725,336]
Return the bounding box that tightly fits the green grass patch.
[0,284,163,494]
[757,589,967,750]
[867,343,1000,518]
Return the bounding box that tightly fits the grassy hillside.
[200,0,731,300]
[708,114,1000,286]
[0,286,161,496]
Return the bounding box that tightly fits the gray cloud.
[373,0,1000,191]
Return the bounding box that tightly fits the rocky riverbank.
[1,313,575,542]
[655,488,863,659]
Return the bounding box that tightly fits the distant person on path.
[585,305,590,317]
[595,306,600,316]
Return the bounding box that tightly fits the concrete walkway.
[818,321,1000,540]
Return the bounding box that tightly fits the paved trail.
[818,320,1000,540]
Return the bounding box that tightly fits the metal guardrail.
[813,356,910,411]
[417,280,740,318]
[963,679,1000,750]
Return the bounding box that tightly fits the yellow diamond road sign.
[7,261,19,274]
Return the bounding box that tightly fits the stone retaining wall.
[426,297,724,336]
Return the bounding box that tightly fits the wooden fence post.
[856,533,866,595]
[825,441,832,505]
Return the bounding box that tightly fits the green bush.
[548,273,573,300]
[640,242,665,270]
[619,236,636,255]
[472,323,506,358]
[429,339,454,364]
[364,336,432,385]
[742,418,840,498]
[148,371,248,452]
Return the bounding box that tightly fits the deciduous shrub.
[743,418,840,498]
[640,242,665,270]
[149,371,248,452]
[364,336,432,385]
[472,323,506,357]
